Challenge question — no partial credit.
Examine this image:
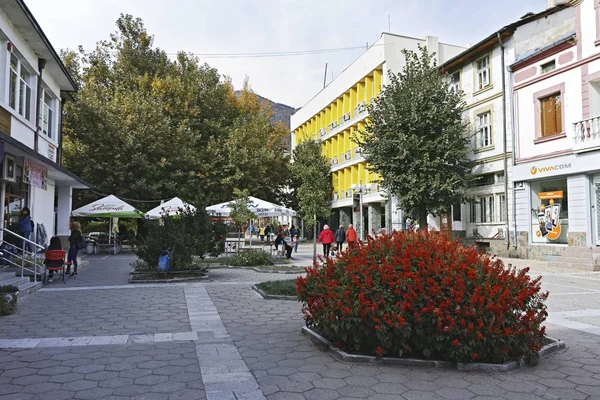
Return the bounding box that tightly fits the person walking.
[259,226,266,242]
[265,225,272,242]
[18,207,33,253]
[346,224,357,248]
[317,225,335,258]
[334,225,346,252]
[67,222,84,276]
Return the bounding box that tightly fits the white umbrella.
[145,197,196,219]
[206,196,296,217]
[72,195,143,218]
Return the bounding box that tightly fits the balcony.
[573,116,600,153]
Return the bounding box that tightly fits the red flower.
[375,325,381,330]
[472,353,478,360]
[376,346,384,356]
[452,339,460,346]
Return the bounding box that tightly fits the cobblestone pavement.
[3,251,600,399]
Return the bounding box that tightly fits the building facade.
[510,0,600,267]
[291,33,465,238]
[0,1,88,247]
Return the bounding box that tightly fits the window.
[541,60,556,74]
[449,71,460,93]
[9,54,18,110]
[452,203,462,222]
[476,111,492,148]
[40,90,54,139]
[496,172,505,183]
[480,196,495,223]
[531,178,568,244]
[469,202,477,223]
[469,173,495,188]
[498,194,506,222]
[8,53,32,121]
[19,67,31,120]
[476,56,490,90]
[540,93,562,137]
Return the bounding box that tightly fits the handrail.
[1,228,44,283]
[1,228,44,250]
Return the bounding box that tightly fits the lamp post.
[351,181,373,240]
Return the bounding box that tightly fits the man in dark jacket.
[334,225,346,252]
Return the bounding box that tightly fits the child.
[293,234,298,253]
[45,236,64,283]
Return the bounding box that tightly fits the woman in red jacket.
[317,225,335,257]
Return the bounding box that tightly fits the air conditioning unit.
[318,128,326,137]
[1,154,16,183]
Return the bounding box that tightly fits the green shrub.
[0,285,18,316]
[228,251,274,266]
[297,231,548,364]
[135,207,227,271]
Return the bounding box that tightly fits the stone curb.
[128,275,209,284]
[211,265,305,274]
[301,326,565,372]
[251,285,298,301]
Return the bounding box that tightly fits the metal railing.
[1,228,45,282]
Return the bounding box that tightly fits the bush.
[228,251,274,266]
[135,207,227,271]
[256,280,298,297]
[0,285,18,316]
[296,231,548,364]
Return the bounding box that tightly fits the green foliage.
[290,140,332,228]
[135,207,227,271]
[356,45,474,226]
[256,280,298,297]
[61,15,290,209]
[0,285,18,316]
[229,188,257,230]
[81,221,108,234]
[227,251,274,266]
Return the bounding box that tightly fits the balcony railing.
[573,116,600,153]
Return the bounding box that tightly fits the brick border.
[301,326,565,372]
[251,285,298,301]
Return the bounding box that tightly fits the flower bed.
[296,231,549,364]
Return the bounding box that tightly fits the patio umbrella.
[72,195,143,248]
[205,196,296,217]
[145,197,196,219]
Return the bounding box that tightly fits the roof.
[1,132,90,189]
[440,3,573,73]
[3,0,78,92]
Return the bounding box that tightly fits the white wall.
[30,181,55,246]
[514,183,531,232]
[567,174,590,235]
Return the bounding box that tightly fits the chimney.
[425,36,439,63]
[546,0,569,8]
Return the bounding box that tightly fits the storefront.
[513,152,600,249]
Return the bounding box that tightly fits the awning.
[1,133,89,189]
[72,195,143,218]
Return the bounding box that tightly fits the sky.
[25,0,546,108]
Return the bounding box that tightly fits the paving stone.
[435,388,476,399]
[72,387,114,399]
[134,374,169,386]
[60,379,98,392]
[20,382,62,394]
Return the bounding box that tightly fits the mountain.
[235,91,296,129]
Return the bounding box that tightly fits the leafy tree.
[290,140,332,261]
[61,15,290,209]
[229,188,257,251]
[356,45,473,228]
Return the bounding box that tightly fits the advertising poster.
[23,159,48,190]
[535,191,563,241]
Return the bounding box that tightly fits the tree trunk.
[418,208,428,232]
[312,215,318,263]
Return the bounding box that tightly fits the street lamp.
[351,181,373,240]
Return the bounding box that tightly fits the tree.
[229,188,257,251]
[356,45,473,229]
[61,15,290,210]
[290,140,332,261]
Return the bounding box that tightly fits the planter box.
[301,326,565,372]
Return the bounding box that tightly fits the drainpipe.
[507,62,518,250]
[57,99,63,165]
[497,33,510,250]
[34,58,46,153]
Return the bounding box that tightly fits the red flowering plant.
[296,230,548,364]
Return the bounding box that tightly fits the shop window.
[540,93,562,137]
[531,179,568,244]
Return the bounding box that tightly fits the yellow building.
[291,33,465,236]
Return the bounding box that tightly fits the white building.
[440,3,571,254]
[291,33,465,237]
[0,1,88,247]
[510,0,600,268]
